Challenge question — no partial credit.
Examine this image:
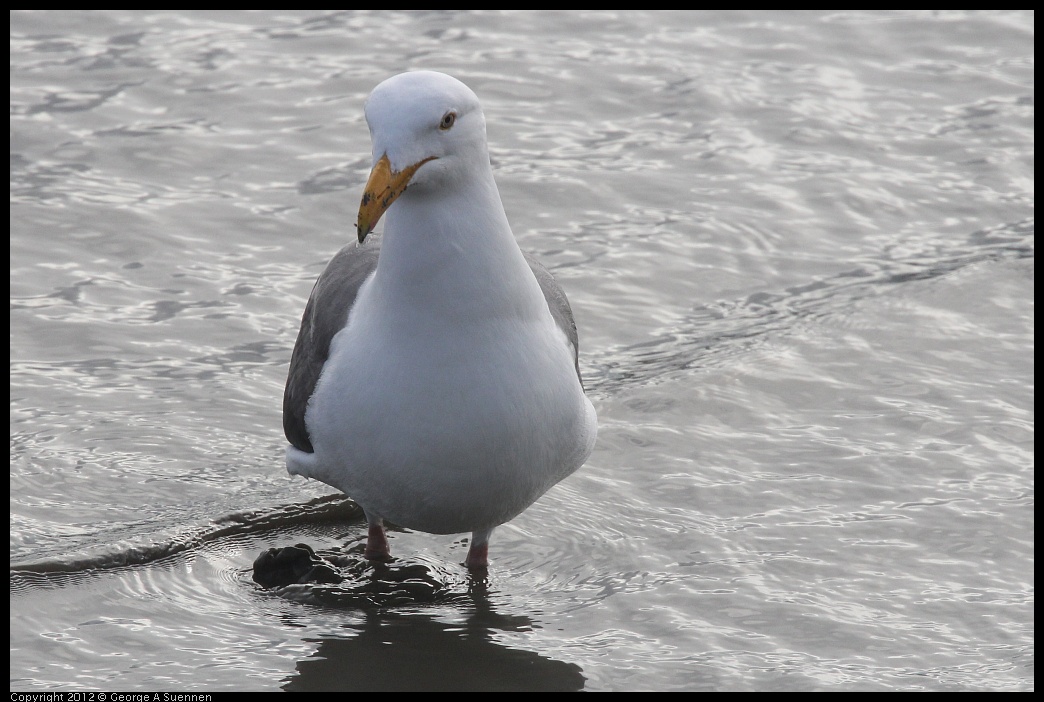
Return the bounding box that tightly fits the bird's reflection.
[253,543,585,691]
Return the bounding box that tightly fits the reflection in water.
[284,589,586,691]
[255,543,588,689]
[255,544,586,690]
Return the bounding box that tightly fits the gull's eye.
[439,111,457,131]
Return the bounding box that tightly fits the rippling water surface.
[10,10,1033,691]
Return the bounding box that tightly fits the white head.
[365,71,488,174]
[357,71,492,240]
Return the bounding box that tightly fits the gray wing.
[283,237,381,453]
[524,253,584,389]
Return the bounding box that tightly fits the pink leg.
[465,529,492,569]
[364,519,392,562]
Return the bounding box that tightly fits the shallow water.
[10,10,1033,691]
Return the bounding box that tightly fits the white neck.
[370,168,546,325]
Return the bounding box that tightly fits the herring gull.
[283,71,597,569]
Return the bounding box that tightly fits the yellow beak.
[356,153,436,242]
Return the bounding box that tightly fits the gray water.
[10,10,1033,692]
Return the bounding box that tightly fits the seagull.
[282,71,597,569]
